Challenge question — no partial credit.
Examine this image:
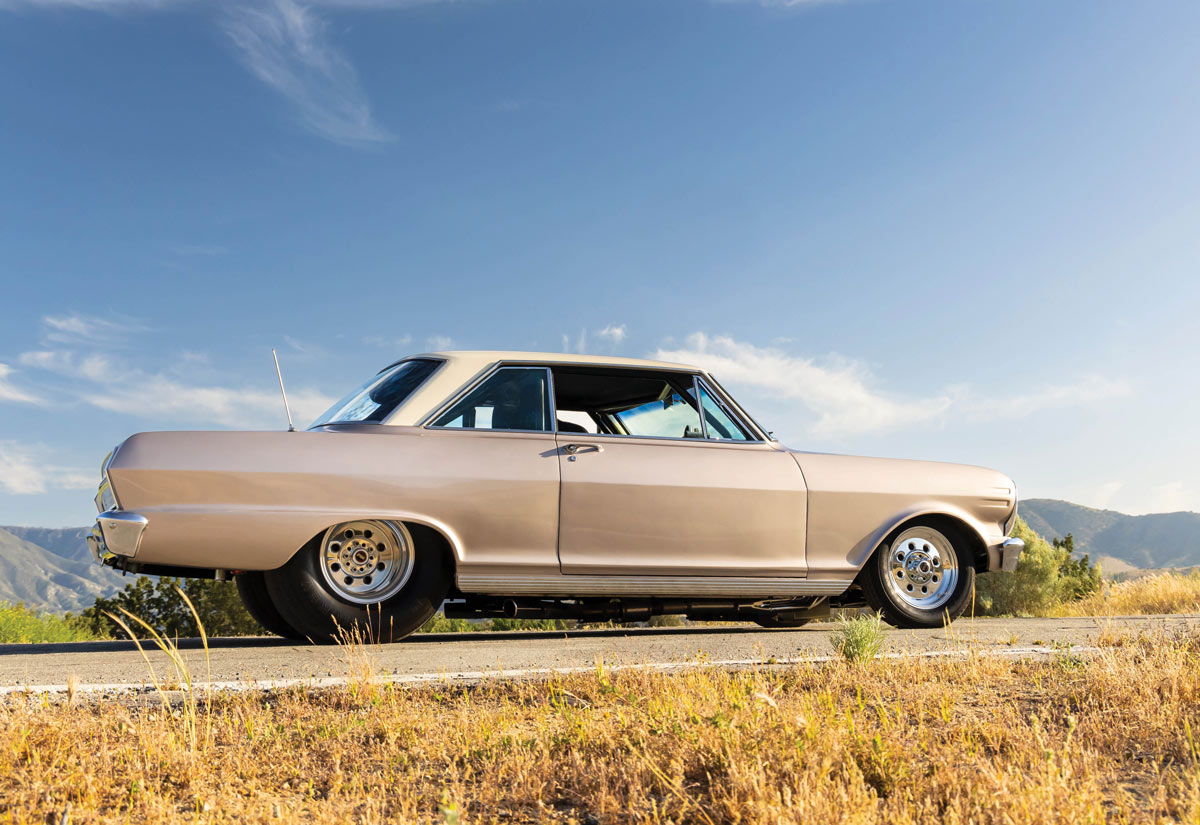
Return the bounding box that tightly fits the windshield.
[309,359,440,426]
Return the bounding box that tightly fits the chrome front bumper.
[88,510,149,563]
[999,537,1024,572]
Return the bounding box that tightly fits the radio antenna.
[272,348,295,432]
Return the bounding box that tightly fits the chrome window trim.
[320,357,448,429]
[424,364,557,434]
[420,359,770,443]
[694,376,760,442]
[704,374,773,441]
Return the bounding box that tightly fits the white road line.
[0,644,1099,698]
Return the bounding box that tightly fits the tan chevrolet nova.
[88,351,1023,641]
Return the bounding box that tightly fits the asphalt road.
[2,614,1196,694]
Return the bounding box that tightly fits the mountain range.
[0,526,125,614]
[1018,499,1200,572]
[2,498,1197,615]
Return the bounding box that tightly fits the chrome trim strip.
[456,573,851,597]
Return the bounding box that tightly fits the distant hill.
[4,526,93,564]
[0,527,125,614]
[1020,499,1200,570]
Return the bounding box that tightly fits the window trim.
[424,365,557,435]
[418,360,768,442]
[314,356,447,428]
[693,376,756,442]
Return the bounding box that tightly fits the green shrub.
[0,602,96,643]
[79,576,261,639]
[832,613,886,663]
[973,518,1102,616]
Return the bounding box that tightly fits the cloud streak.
[0,442,93,496]
[0,364,45,405]
[654,333,1128,439]
[20,346,335,428]
[221,0,392,146]
[656,333,951,437]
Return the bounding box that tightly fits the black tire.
[753,615,811,629]
[861,520,976,629]
[264,522,452,644]
[236,571,306,640]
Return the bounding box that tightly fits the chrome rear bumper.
[88,510,149,563]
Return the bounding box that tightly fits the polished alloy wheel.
[319,520,414,605]
[882,526,959,611]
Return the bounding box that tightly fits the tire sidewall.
[265,526,451,643]
[867,522,975,628]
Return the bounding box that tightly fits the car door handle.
[564,443,604,456]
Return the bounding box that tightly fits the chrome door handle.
[564,443,603,456]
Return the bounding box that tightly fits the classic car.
[88,350,1023,641]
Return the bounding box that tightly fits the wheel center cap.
[905,551,935,584]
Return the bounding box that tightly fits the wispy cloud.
[83,374,334,428]
[597,323,627,345]
[363,333,413,350]
[425,334,454,351]
[20,346,334,428]
[40,313,146,346]
[222,0,392,146]
[0,442,93,495]
[958,375,1130,421]
[656,333,950,437]
[0,364,45,405]
[654,334,1131,439]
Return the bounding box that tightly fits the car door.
[421,365,561,573]
[553,369,807,577]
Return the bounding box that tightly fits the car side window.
[698,383,752,441]
[431,367,552,432]
[612,390,705,438]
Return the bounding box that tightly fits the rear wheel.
[236,571,305,640]
[861,522,975,628]
[264,520,451,644]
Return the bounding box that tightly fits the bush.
[79,576,261,639]
[832,613,886,663]
[973,518,1102,616]
[0,602,96,643]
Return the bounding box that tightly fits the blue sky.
[1,0,1198,527]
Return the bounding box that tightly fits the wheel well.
[878,514,988,573]
[402,521,457,575]
[284,520,458,576]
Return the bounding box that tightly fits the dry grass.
[3,632,1200,824]
[1056,571,1200,617]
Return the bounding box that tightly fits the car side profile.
[88,351,1023,641]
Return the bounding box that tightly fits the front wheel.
[861,522,975,629]
[264,520,451,644]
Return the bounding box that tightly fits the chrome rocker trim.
[88,510,149,562]
[457,573,850,598]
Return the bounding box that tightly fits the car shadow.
[0,624,817,655]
